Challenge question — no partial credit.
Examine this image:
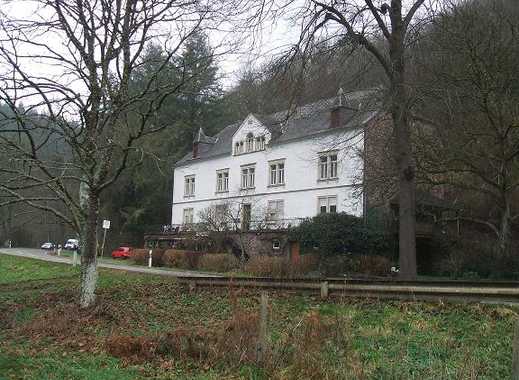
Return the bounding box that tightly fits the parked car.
[41,242,55,250]
[64,238,79,250]
[111,246,131,259]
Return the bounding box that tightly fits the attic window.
[255,135,265,150]
[246,133,254,152]
[272,239,281,250]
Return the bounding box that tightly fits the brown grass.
[105,335,156,362]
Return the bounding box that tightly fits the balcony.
[154,217,306,236]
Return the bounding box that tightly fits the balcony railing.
[158,217,307,235]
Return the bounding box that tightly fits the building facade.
[171,90,378,229]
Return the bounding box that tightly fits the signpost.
[100,219,110,258]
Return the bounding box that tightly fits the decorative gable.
[231,114,272,155]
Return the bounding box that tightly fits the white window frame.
[318,151,339,180]
[240,164,256,189]
[318,196,337,214]
[268,159,285,186]
[267,199,284,221]
[255,135,266,151]
[184,175,195,197]
[246,133,254,152]
[182,208,194,224]
[216,169,229,193]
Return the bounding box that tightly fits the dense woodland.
[0,0,517,267]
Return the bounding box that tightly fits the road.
[0,248,220,278]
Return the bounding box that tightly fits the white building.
[171,90,378,229]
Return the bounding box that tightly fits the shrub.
[357,255,392,276]
[436,238,519,279]
[244,255,290,277]
[162,249,204,269]
[244,255,318,278]
[293,254,320,276]
[289,212,395,258]
[130,248,165,267]
[198,253,240,272]
[163,249,189,269]
[185,251,204,269]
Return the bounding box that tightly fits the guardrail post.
[257,291,269,364]
[513,319,519,380]
[72,250,78,267]
[148,249,152,268]
[320,281,329,300]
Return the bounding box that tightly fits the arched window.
[246,133,254,152]
[235,142,240,155]
[256,135,265,150]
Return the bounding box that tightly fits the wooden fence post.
[320,281,329,300]
[513,319,519,380]
[257,291,269,364]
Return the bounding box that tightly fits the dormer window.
[246,133,254,152]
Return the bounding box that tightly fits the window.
[184,175,195,196]
[216,169,229,192]
[246,133,254,152]
[267,199,284,221]
[182,208,194,224]
[255,135,266,150]
[272,239,281,250]
[215,204,228,227]
[318,196,337,214]
[318,152,339,180]
[234,141,244,154]
[269,160,285,186]
[241,165,255,189]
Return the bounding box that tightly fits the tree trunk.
[498,195,512,256]
[79,184,99,308]
[390,3,417,279]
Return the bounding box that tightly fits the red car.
[111,246,131,259]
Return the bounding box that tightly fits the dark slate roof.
[176,89,380,166]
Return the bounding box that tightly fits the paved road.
[0,248,220,278]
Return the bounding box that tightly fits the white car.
[64,239,79,250]
[41,242,55,250]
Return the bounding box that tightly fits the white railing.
[160,218,307,234]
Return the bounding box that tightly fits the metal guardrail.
[176,276,519,304]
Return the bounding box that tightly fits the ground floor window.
[267,199,284,221]
[318,196,337,214]
[182,208,194,224]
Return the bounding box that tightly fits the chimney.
[330,88,348,129]
[192,141,199,158]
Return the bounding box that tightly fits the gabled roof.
[176,89,380,166]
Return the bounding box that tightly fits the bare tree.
[256,0,431,278]
[198,198,272,259]
[0,0,233,307]
[415,0,519,255]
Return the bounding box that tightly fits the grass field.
[0,253,517,379]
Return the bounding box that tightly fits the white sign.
[102,219,111,229]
